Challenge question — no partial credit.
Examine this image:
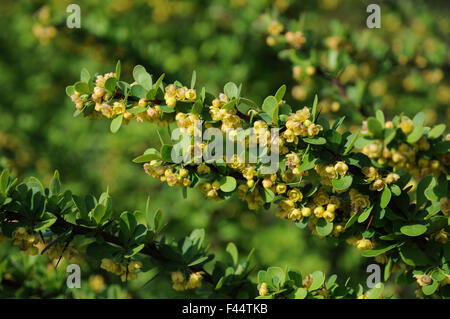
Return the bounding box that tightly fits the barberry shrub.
[1,60,449,299]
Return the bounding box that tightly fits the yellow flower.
[89,275,105,292]
[399,118,414,134]
[355,238,373,250]
[165,95,177,107]
[334,161,348,176]
[275,183,287,194]
[314,206,325,218]
[185,89,197,101]
[186,272,203,289]
[323,210,335,222]
[301,207,312,217]
[259,282,268,296]
[171,271,185,284]
[197,163,210,175]
[370,178,386,191]
[414,274,431,287]
[288,208,302,221]
[287,188,303,202]
[267,21,284,35]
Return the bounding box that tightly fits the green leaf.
[160,145,174,163]
[74,81,90,94]
[188,256,209,267]
[361,243,401,257]
[226,242,238,265]
[262,96,279,125]
[390,184,401,196]
[153,209,164,232]
[309,271,325,291]
[412,112,426,127]
[262,187,275,203]
[224,82,239,99]
[133,149,162,163]
[0,169,9,194]
[268,267,285,287]
[190,70,196,89]
[80,68,90,83]
[422,280,439,296]
[274,85,286,102]
[432,141,450,154]
[191,100,203,114]
[130,84,147,99]
[294,287,308,299]
[133,65,152,90]
[115,60,121,80]
[332,175,353,191]
[219,176,237,192]
[427,124,446,139]
[303,137,326,145]
[358,205,373,223]
[110,114,123,133]
[380,187,391,208]
[345,212,360,230]
[400,224,427,237]
[105,77,117,93]
[125,244,145,258]
[384,257,392,281]
[406,126,424,144]
[66,85,75,97]
[92,204,106,225]
[331,116,345,130]
[367,283,384,299]
[147,73,165,100]
[384,129,396,146]
[375,110,385,127]
[399,243,431,266]
[367,117,383,137]
[343,132,359,155]
[34,213,57,231]
[311,95,318,123]
[417,176,433,209]
[316,219,333,236]
[50,170,61,195]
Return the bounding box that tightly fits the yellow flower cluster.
[176,112,200,135]
[362,139,443,179]
[100,258,142,282]
[237,184,265,210]
[11,227,40,256]
[164,83,197,108]
[198,180,222,202]
[45,241,83,264]
[349,189,371,213]
[432,229,448,244]
[171,271,204,291]
[144,162,191,187]
[362,167,400,191]
[315,161,349,187]
[265,20,306,49]
[283,107,323,143]
[440,198,450,216]
[347,237,374,250]
[209,96,243,135]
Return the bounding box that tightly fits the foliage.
[63,62,450,298]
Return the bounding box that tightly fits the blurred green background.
[0,0,448,298]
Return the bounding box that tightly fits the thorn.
[366,215,374,230]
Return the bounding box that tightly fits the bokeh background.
[0,0,448,298]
